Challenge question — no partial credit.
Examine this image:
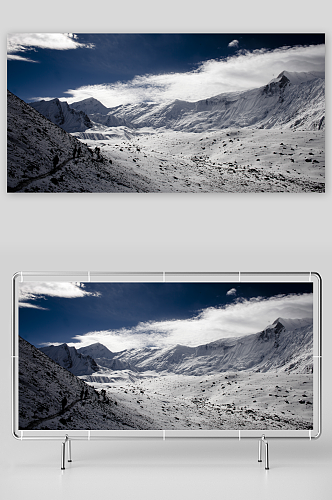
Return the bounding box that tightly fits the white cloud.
[7,54,39,63]
[38,341,63,347]
[226,288,237,296]
[19,302,49,310]
[19,281,100,305]
[62,44,325,107]
[69,293,313,352]
[228,39,239,48]
[7,33,94,62]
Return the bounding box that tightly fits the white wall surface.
[1,2,331,498]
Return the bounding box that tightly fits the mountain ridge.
[39,317,313,377]
[30,70,325,133]
[40,343,100,376]
[30,98,93,133]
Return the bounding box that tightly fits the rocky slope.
[18,336,155,430]
[7,90,159,192]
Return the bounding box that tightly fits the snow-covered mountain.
[76,317,313,377]
[7,90,107,192]
[19,336,106,430]
[77,343,130,370]
[40,343,100,376]
[78,342,114,359]
[68,70,324,133]
[26,70,324,134]
[7,90,159,193]
[267,71,324,86]
[8,70,324,193]
[30,98,93,132]
[20,330,313,431]
[70,97,110,115]
[19,336,152,430]
[69,97,127,127]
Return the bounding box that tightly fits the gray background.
[2,2,331,499]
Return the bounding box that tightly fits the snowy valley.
[19,318,314,431]
[8,71,325,192]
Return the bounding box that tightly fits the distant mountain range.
[30,70,325,134]
[39,317,313,378]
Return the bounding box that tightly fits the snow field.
[82,128,324,193]
[88,370,313,430]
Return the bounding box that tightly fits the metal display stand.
[60,433,270,470]
[12,271,321,471]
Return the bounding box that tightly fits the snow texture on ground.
[19,337,157,431]
[90,370,313,430]
[78,127,324,192]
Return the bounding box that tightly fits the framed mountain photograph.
[12,271,321,440]
[7,33,325,193]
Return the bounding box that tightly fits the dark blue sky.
[7,33,325,104]
[18,281,313,348]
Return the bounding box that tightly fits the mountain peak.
[272,317,285,326]
[40,343,99,375]
[271,317,312,330]
[77,342,114,359]
[70,97,109,115]
[30,98,93,132]
[271,70,324,85]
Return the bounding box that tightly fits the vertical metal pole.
[258,435,270,470]
[61,440,66,470]
[68,437,72,463]
[258,437,262,462]
[261,435,269,470]
[264,439,269,470]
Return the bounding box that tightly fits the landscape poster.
[7,33,325,193]
[18,281,314,431]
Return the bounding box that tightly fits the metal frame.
[12,271,322,469]
[59,432,271,471]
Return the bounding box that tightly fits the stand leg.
[261,434,270,470]
[263,437,269,470]
[258,437,262,462]
[61,440,66,470]
[68,437,72,463]
[61,435,72,469]
[260,435,269,470]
